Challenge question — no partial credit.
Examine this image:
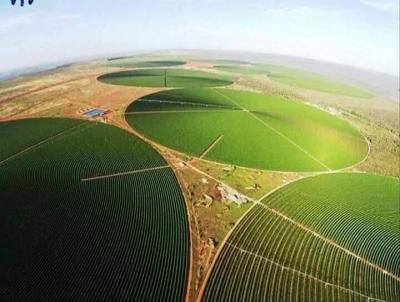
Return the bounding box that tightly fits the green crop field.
[125,88,367,172]
[214,63,265,75]
[214,64,373,98]
[108,59,186,68]
[0,118,189,301]
[201,173,400,302]
[98,68,233,88]
[208,59,250,65]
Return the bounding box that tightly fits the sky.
[0,0,398,75]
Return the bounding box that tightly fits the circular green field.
[98,68,233,88]
[202,173,400,301]
[125,88,368,172]
[0,118,189,301]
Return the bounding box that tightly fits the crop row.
[0,118,81,162]
[98,69,233,88]
[203,204,399,301]
[0,119,189,301]
[262,173,400,276]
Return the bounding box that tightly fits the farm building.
[83,108,109,118]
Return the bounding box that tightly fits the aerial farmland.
[0,51,398,302]
[3,0,400,300]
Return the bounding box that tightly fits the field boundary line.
[199,135,224,159]
[125,109,238,115]
[156,92,186,99]
[224,242,386,302]
[138,98,238,110]
[255,202,400,282]
[0,122,89,167]
[167,163,195,302]
[212,89,332,171]
[125,119,371,175]
[340,133,371,172]
[81,165,170,182]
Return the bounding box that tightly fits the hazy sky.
[0,0,398,75]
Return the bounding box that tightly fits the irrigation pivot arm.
[11,0,34,6]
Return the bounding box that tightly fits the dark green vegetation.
[107,55,134,61]
[108,59,186,68]
[214,64,373,98]
[202,173,400,302]
[125,89,367,172]
[0,118,189,301]
[98,68,233,88]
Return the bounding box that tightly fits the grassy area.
[202,173,399,302]
[98,68,233,88]
[190,159,306,200]
[215,63,373,98]
[0,118,189,301]
[126,88,367,172]
[108,59,186,68]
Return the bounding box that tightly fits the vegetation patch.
[210,59,250,65]
[125,88,367,172]
[202,173,400,302]
[0,118,189,301]
[215,64,373,98]
[98,68,233,88]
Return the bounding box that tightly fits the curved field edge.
[200,172,400,302]
[260,173,400,276]
[214,64,373,99]
[108,59,186,68]
[125,88,368,172]
[97,69,233,88]
[0,117,190,301]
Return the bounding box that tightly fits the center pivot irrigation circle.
[98,68,233,88]
[124,88,368,172]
